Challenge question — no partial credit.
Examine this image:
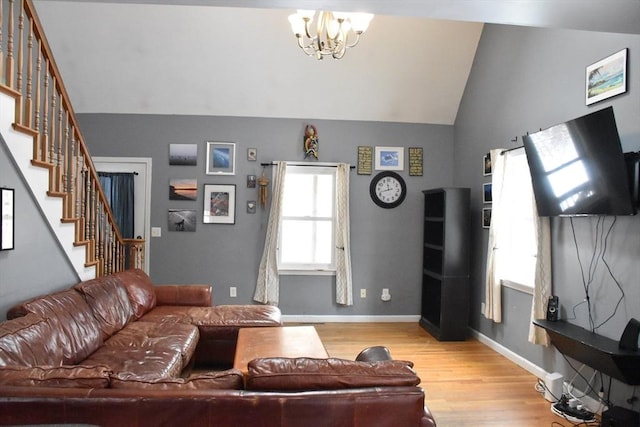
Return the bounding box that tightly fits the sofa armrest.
[154,285,212,307]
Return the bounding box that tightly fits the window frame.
[277,163,338,275]
[496,149,537,294]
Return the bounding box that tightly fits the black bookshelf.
[420,188,470,341]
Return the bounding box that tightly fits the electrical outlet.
[151,227,161,237]
[360,289,366,298]
[230,287,237,298]
[481,302,486,313]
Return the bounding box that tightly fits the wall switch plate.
[360,289,366,298]
[230,287,237,297]
[151,227,161,237]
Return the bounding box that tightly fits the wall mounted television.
[523,106,637,217]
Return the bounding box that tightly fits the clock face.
[370,171,407,208]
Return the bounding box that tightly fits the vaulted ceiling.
[32,0,640,125]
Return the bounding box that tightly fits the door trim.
[93,156,152,272]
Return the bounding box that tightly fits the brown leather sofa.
[0,269,436,426]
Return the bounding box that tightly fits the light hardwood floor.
[306,322,577,427]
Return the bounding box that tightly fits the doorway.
[92,157,152,273]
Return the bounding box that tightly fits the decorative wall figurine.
[303,124,319,160]
[258,170,270,209]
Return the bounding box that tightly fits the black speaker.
[619,318,640,351]
[546,296,559,322]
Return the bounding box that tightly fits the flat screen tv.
[523,106,636,217]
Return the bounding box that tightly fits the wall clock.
[369,171,407,209]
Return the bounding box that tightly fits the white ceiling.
[32,1,640,125]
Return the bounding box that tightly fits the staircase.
[0,0,144,278]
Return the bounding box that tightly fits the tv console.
[533,319,640,385]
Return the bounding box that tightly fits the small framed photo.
[482,208,492,229]
[203,184,236,224]
[247,148,258,161]
[586,48,627,106]
[483,183,493,203]
[1,188,15,251]
[169,144,198,166]
[375,146,404,171]
[247,200,257,214]
[483,152,492,176]
[247,175,257,188]
[169,178,197,201]
[168,209,196,232]
[206,142,236,175]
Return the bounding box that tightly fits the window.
[278,165,337,273]
[496,150,537,291]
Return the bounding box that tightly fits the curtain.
[254,161,287,305]
[483,149,505,322]
[529,208,552,346]
[98,172,135,239]
[483,148,552,345]
[335,163,353,305]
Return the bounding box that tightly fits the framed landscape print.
[169,179,197,201]
[203,184,236,224]
[374,146,404,171]
[206,142,236,175]
[169,144,197,166]
[586,48,627,105]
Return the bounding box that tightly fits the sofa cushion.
[113,269,157,319]
[0,314,62,367]
[74,275,135,340]
[104,321,199,367]
[246,357,420,391]
[6,289,102,365]
[83,347,183,379]
[0,365,111,388]
[110,369,244,390]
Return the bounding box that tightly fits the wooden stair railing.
[0,0,144,276]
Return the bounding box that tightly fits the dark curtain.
[98,172,135,239]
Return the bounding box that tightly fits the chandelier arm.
[345,32,362,49]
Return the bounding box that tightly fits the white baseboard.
[470,329,604,414]
[282,315,421,323]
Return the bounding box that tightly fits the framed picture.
[1,188,15,251]
[409,147,423,176]
[169,144,198,166]
[203,184,236,224]
[483,152,492,176]
[247,148,258,161]
[168,209,196,232]
[483,183,493,203]
[586,48,627,106]
[375,146,404,171]
[357,146,373,175]
[247,175,257,188]
[206,142,236,175]
[169,178,197,201]
[247,200,257,214]
[482,207,492,229]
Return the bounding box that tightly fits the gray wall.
[455,24,640,406]
[77,114,454,315]
[0,138,79,320]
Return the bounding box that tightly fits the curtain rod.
[260,162,355,169]
[500,146,524,155]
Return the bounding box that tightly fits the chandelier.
[288,10,374,60]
